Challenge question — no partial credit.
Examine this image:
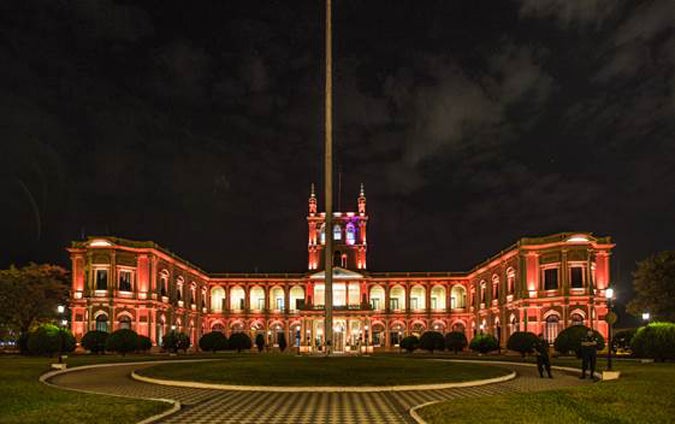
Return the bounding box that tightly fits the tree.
[419,331,445,353]
[506,331,538,358]
[27,324,75,356]
[631,322,675,362]
[277,332,287,352]
[0,264,69,343]
[106,329,139,355]
[469,333,499,354]
[199,331,228,353]
[400,335,420,353]
[228,332,252,353]
[137,335,153,352]
[554,326,605,357]
[162,330,190,353]
[444,331,468,354]
[255,333,265,352]
[81,330,109,354]
[627,250,675,322]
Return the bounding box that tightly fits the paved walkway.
[47,361,590,424]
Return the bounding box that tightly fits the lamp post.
[56,305,65,364]
[642,312,650,324]
[605,287,616,372]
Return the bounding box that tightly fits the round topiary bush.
[631,322,675,362]
[228,332,252,353]
[137,335,152,352]
[400,335,420,353]
[106,329,139,355]
[554,326,605,357]
[81,330,109,354]
[27,325,76,356]
[445,331,468,354]
[506,331,538,358]
[469,333,499,354]
[162,330,190,353]
[199,331,228,353]
[419,331,445,353]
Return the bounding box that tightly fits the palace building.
[67,185,614,352]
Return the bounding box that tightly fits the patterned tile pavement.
[48,361,591,423]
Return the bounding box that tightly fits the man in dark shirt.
[580,329,599,379]
[534,333,552,378]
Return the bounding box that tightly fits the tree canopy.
[627,251,675,322]
[0,263,69,339]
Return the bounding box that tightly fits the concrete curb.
[131,368,517,393]
[39,359,217,424]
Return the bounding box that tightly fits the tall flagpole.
[324,0,334,355]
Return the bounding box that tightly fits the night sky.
[2,1,674,303]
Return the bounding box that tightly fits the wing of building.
[67,185,615,352]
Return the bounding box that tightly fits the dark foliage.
[631,322,675,362]
[469,333,499,354]
[506,331,538,358]
[105,329,139,355]
[81,330,109,354]
[554,326,605,357]
[228,332,252,353]
[419,331,445,353]
[444,331,468,354]
[400,335,420,353]
[199,331,228,352]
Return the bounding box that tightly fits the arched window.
[480,281,487,304]
[545,315,560,343]
[333,224,342,241]
[451,285,467,309]
[118,315,132,330]
[210,287,225,312]
[176,277,184,302]
[96,314,108,332]
[508,314,518,336]
[211,323,225,333]
[345,223,356,245]
[491,275,499,301]
[190,284,197,305]
[320,223,326,245]
[159,270,169,297]
[570,313,584,326]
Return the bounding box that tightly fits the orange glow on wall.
[595,251,609,290]
[526,253,539,292]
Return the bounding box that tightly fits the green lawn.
[0,355,171,424]
[138,355,511,386]
[418,359,675,424]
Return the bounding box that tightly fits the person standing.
[534,333,553,378]
[580,329,599,379]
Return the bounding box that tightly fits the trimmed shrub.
[162,330,190,353]
[554,326,605,357]
[81,330,109,354]
[469,333,499,354]
[106,329,139,355]
[229,332,252,353]
[419,331,445,353]
[445,331,468,354]
[27,324,75,356]
[255,333,265,352]
[400,335,420,353]
[278,332,287,352]
[137,335,152,352]
[506,331,538,358]
[631,322,675,362]
[199,331,228,353]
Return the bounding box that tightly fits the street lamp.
[56,305,65,364]
[605,287,616,371]
[642,312,650,323]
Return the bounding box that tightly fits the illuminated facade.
[67,185,614,351]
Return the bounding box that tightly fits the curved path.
[47,361,590,424]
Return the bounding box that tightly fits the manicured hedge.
[81,330,109,354]
[506,331,538,358]
[27,324,76,356]
[162,330,190,353]
[106,329,139,355]
[400,335,420,353]
[199,331,228,352]
[445,331,468,354]
[631,322,675,362]
[228,332,252,353]
[420,331,445,353]
[469,333,498,354]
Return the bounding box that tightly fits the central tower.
[308,184,368,271]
